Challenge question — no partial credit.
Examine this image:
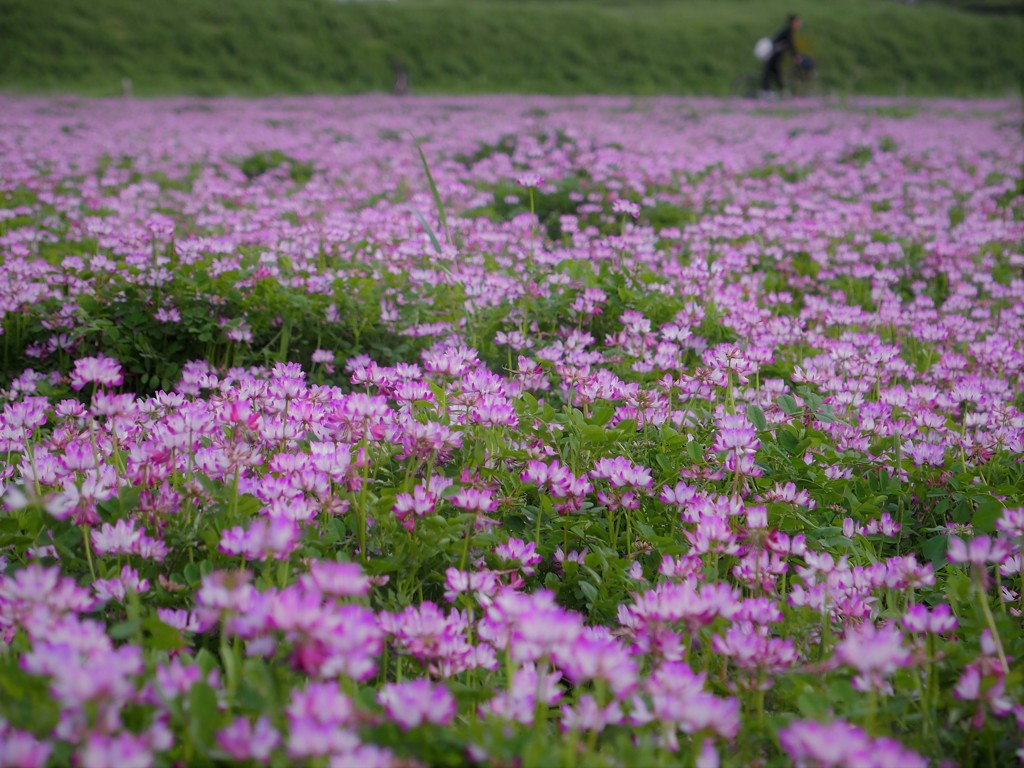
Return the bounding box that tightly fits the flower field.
[0,95,1022,767]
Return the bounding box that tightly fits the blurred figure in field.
[760,14,803,96]
[392,59,410,96]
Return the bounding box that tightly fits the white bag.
[754,37,773,61]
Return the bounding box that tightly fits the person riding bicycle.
[760,14,806,95]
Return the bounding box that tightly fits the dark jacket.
[770,26,798,60]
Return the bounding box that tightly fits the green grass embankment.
[0,0,1021,96]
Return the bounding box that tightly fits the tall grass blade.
[404,204,443,255]
[416,145,451,247]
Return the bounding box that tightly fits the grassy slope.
[0,0,1021,96]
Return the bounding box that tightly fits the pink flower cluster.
[0,94,1021,765]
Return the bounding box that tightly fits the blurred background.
[0,0,1021,97]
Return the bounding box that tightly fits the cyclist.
[760,14,804,96]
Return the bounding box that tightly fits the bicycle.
[731,55,822,100]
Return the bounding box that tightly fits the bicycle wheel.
[731,73,760,99]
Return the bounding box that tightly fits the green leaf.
[145,620,184,652]
[588,403,615,426]
[747,404,767,431]
[778,394,801,416]
[183,563,202,586]
[815,405,839,423]
[108,619,141,640]
[579,423,616,446]
[196,648,219,678]
[921,535,949,567]
[796,686,829,718]
[973,498,1003,534]
[944,569,971,606]
[0,516,23,534]
[655,453,674,475]
[188,682,220,748]
[778,428,800,454]
[579,580,599,603]
[685,440,703,462]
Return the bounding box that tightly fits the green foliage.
[236,150,315,186]
[0,0,1021,96]
[0,242,421,391]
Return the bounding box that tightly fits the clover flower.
[217,717,280,762]
[379,680,456,730]
[481,662,564,726]
[554,627,638,697]
[643,661,740,742]
[835,623,911,693]
[560,694,624,733]
[78,732,153,768]
[901,603,958,635]
[93,566,150,603]
[69,355,123,391]
[515,173,544,188]
[947,535,1012,567]
[495,536,544,573]
[779,719,927,768]
[0,726,52,768]
[300,561,370,598]
[611,199,641,218]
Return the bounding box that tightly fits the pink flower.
[779,719,927,768]
[393,483,442,531]
[78,732,152,768]
[452,487,498,514]
[93,566,150,603]
[947,535,1012,566]
[91,519,143,556]
[287,682,356,730]
[378,680,456,730]
[444,567,499,603]
[643,661,740,740]
[69,355,123,391]
[494,538,542,575]
[481,662,564,725]
[515,173,544,188]
[217,716,280,761]
[835,623,911,692]
[560,694,623,732]
[591,456,652,490]
[300,561,370,598]
[712,623,798,681]
[555,628,638,697]
[219,517,299,561]
[0,727,52,768]
[995,507,1024,537]
[612,199,641,218]
[901,603,958,635]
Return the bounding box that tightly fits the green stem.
[460,514,475,570]
[220,629,240,707]
[974,569,1009,674]
[534,660,550,729]
[22,431,41,497]
[528,188,536,261]
[81,525,98,581]
[865,686,878,735]
[228,465,241,518]
[755,685,766,732]
[563,728,580,768]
